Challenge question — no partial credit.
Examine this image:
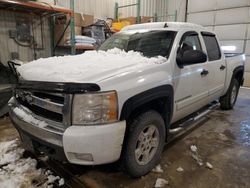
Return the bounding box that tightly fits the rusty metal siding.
[0,10,51,65]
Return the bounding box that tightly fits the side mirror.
[176,50,207,67]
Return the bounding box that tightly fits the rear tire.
[122,110,166,178]
[220,78,239,110]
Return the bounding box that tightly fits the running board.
[169,102,219,134]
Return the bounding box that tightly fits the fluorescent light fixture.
[221,45,236,52]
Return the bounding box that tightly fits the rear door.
[201,32,226,100]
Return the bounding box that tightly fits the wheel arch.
[232,65,244,86]
[120,85,174,129]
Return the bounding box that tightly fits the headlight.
[72,91,118,125]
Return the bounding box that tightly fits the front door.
[172,31,210,122]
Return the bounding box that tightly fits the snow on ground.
[0,139,24,166]
[154,178,169,188]
[152,164,164,173]
[190,145,198,153]
[0,139,64,188]
[206,162,213,169]
[17,48,167,83]
[176,167,184,172]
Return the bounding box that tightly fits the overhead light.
[221,45,236,52]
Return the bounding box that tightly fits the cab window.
[179,32,202,55]
[177,31,203,66]
[202,33,221,61]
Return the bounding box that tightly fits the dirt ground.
[0,88,250,188]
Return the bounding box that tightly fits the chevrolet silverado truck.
[0,61,17,117]
[9,22,245,177]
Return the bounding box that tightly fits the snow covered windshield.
[99,30,176,58]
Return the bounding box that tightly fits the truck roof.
[121,22,208,32]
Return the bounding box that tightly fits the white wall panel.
[247,24,250,39]
[214,24,246,40]
[217,0,249,9]
[118,0,161,18]
[220,40,244,53]
[172,0,250,75]
[187,0,216,13]
[245,40,250,55]
[204,26,214,32]
[246,56,250,72]
[187,12,214,26]
[167,0,186,22]
[215,7,249,25]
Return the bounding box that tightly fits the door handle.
[201,69,209,76]
[220,65,226,70]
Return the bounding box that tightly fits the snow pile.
[0,139,64,188]
[206,162,213,169]
[154,178,169,188]
[13,107,48,128]
[58,178,65,186]
[190,145,214,170]
[190,145,203,166]
[17,48,167,82]
[0,139,24,165]
[190,145,197,153]
[44,170,65,187]
[45,170,64,186]
[176,167,184,172]
[47,174,60,184]
[152,164,164,173]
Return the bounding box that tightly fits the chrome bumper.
[9,98,63,147]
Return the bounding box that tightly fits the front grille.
[15,90,70,129]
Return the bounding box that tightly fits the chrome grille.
[15,89,72,130]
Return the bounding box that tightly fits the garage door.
[186,0,250,87]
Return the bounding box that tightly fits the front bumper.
[9,99,126,165]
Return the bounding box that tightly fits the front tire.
[122,110,166,178]
[220,78,240,110]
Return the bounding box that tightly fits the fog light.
[74,153,93,161]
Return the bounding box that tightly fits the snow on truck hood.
[17,48,167,83]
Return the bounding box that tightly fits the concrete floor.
[0,88,250,188]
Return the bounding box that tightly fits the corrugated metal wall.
[166,0,186,21]
[57,0,115,18]
[57,0,169,20]
[115,0,167,19]
[0,10,51,65]
[186,0,250,86]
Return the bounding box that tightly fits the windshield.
[99,30,177,58]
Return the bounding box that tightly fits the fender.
[120,85,174,125]
[232,65,244,85]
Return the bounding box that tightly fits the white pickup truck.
[9,22,245,177]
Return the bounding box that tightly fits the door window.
[177,32,202,66]
[202,34,221,61]
[180,32,201,53]
[181,35,202,52]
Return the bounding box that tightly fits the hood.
[17,48,167,83]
